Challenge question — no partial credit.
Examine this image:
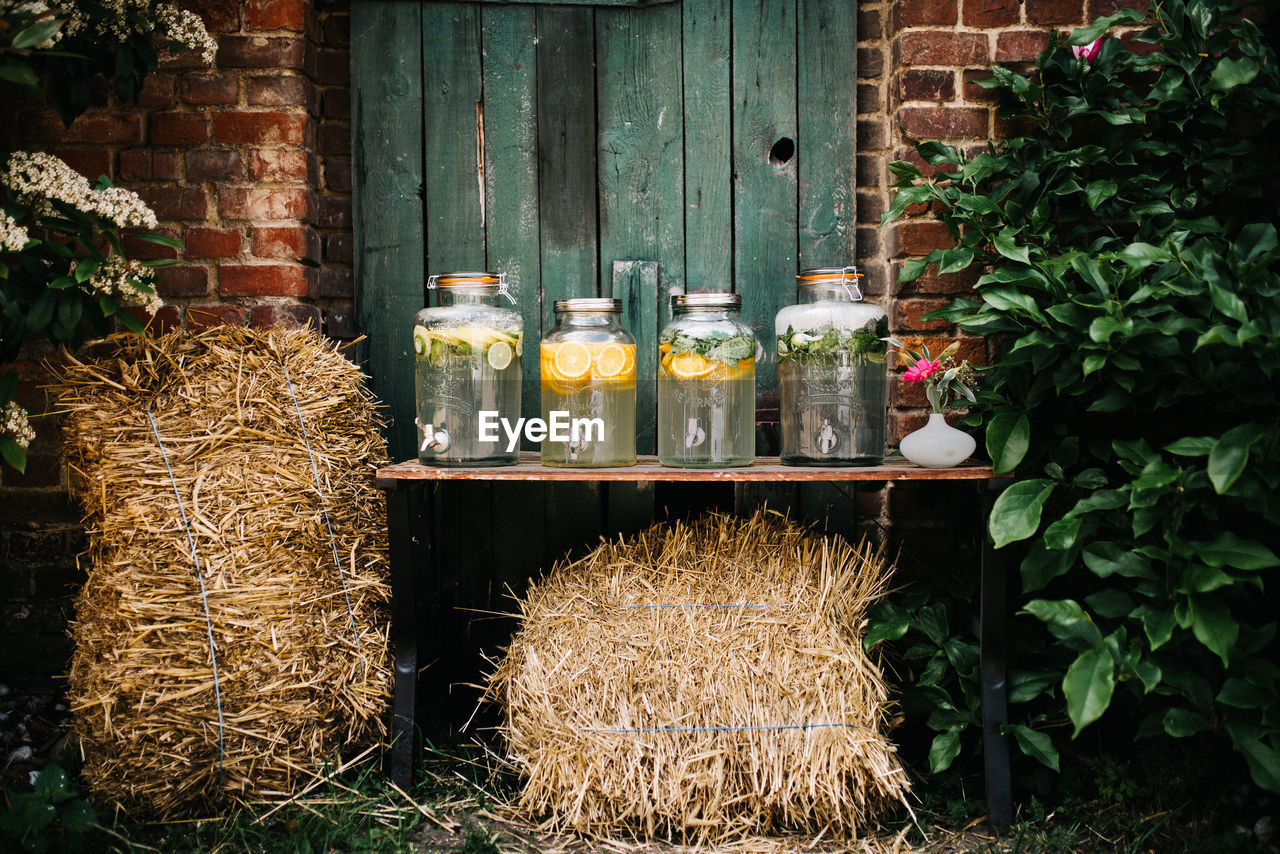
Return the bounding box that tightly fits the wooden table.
[376,454,1014,826]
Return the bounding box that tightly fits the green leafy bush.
[878,0,1280,791]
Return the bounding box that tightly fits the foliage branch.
[875,0,1280,792]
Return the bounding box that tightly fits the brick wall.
[1,0,1101,686]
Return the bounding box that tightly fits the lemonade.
[656,293,757,468]
[539,298,636,467]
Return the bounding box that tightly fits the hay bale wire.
[489,511,911,845]
[53,325,392,818]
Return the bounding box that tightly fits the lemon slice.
[552,341,593,381]
[487,339,514,371]
[514,332,524,358]
[412,325,430,357]
[593,343,630,378]
[669,351,713,380]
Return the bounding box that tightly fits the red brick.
[898,105,989,140]
[896,31,989,66]
[185,227,243,258]
[317,123,349,156]
[318,195,349,229]
[156,266,211,298]
[858,46,885,79]
[158,44,211,71]
[858,7,883,40]
[891,262,981,296]
[856,190,885,224]
[187,305,246,328]
[962,68,1002,101]
[1027,0,1086,23]
[321,12,350,48]
[139,186,208,220]
[891,378,931,409]
[857,83,881,114]
[217,36,310,71]
[137,75,175,109]
[246,0,309,30]
[963,0,1020,27]
[325,233,352,263]
[858,261,890,298]
[319,266,352,298]
[897,69,956,102]
[892,0,958,28]
[891,220,955,256]
[251,225,320,262]
[247,75,315,109]
[51,149,110,181]
[892,298,954,332]
[322,88,350,120]
[890,411,931,444]
[22,112,143,144]
[994,114,1038,139]
[182,73,239,105]
[893,335,986,366]
[250,304,321,329]
[893,145,960,177]
[856,154,883,186]
[122,231,179,261]
[1087,0,1131,16]
[220,264,315,297]
[119,150,180,181]
[996,30,1053,63]
[219,187,316,221]
[856,118,886,150]
[212,111,308,145]
[326,304,358,338]
[150,112,207,145]
[185,0,240,32]
[187,149,244,182]
[315,49,349,86]
[323,158,350,192]
[124,304,182,335]
[247,148,313,182]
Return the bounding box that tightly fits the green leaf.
[1118,243,1172,269]
[985,411,1029,474]
[1208,423,1263,494]
[0,435,26,473]
[1064,647,1115,737]
[10,18,64,50]
[989,479,1054,548]
[917,141,958,166]
[60,799,97,834]
[992,231,1032,265]
[1067,10,1145,45]
[1083,542,1153,579]
[928,729,963,773]
[1085,180,1117,211]
[0,60,42,88]
[1007,724,1060,772]
[1022,598,1101,650]
[863,618,910,649]
[1162,708,1209,738]
[1164,436,1214,457]
[1227,726,1280,792]
[1133,660,1162,693]
[1189,595,1237,667]
[133,231,185,250]
[938,246,975,275]
[1043,516,1083,551]
[1208,57,1260,92]
[1193,532,1280,571]
[1138,606,1175,650]
[888,160,924,180]
[1217,677,1271,710]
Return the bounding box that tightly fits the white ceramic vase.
[899,412,976,468]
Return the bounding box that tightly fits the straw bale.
[54,326,391,818]
[490,511,910,846]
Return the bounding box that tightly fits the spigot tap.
[415,418,450,453]
[685,417,706,449]
[568,421,590,460]
[818,419,839,455]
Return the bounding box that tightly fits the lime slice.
[487,339,514,370]
[515,332,524,358]
[412,325,430,357]
[429,339,445,366]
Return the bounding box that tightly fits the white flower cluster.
[77,255,164,315]
[2,401,36,451]
[63,0,215,65]
[0,211,29,252]
[2,151,158,230]
[0,1,62,48]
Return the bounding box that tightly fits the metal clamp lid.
[426,271,516,304]
[797,265,864,301]
[552,297,622,313]
[671,292,741,309]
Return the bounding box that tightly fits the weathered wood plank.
[732,0,799,404]
[481,5,542,428]
[610,261,659,454]
[536,6,600,314]
[352,0,425,461]
[423,3,485,270]
[378,455,996,483]
[798,0,857,268]
[681,0,732,291]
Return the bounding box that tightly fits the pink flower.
[903,358,942,384]
[1072,38,1104,63]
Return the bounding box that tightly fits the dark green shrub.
[878,0,1280,791]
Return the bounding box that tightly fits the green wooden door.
[353,0,857,461]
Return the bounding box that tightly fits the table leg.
[981,477,1014,828]
[386,483,418,789]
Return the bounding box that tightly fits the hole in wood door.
[769,137,795,166]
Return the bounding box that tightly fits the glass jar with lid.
[657,293,757,467]
[540,298,636,467]
[412,271,522,466]
[775,266,888,465]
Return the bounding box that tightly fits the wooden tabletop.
[376,453,996,487]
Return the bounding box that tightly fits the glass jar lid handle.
[426,273,517,304]
[840,265,864,302]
